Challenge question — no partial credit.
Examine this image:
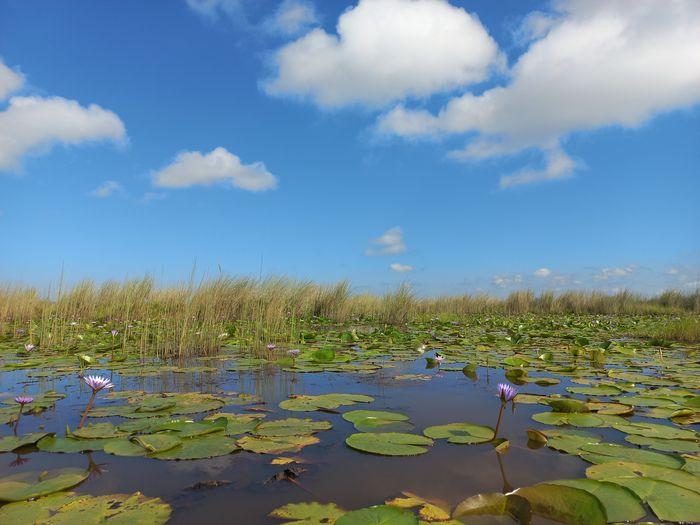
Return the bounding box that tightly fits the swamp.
[0,281,699,524]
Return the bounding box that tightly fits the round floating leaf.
[514,484,606,525]
[255,418,332,437]
[612,421,697,440]
[37,436,119,453]
[238,435,320,454]
[279,393,374,412]
[422,423,494,444]
[104,438,147,457]
[0,491,171,524]
[587,460,700,495]
[532,412,604,427]
[548,479,646,522]
[547,399,590,413]
[542,429,601,454]
[346,433,433,456]
[335,505,417,525]
[0,432,52,452]
[269,501,345,524]
[586,402,634,416]
[70,422,127,439]
[0,468,89,502]
[149,434,239,460]
[131,434,182,454]
[453,492,531,521]
[625,434,700,453]
[579,443,684,469]
[342,410,410,432]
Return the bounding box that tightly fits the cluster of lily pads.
[1,314,699,523]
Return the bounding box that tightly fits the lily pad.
[422,423,494,444]
[149,434,239,460]
[579,442,684,469]
[514,484,606,525]
[0,432,52,452]
[238,435,320,454]
[342,410,411,432]
[0,468,89,502]
[255,418,332,437]
[547,478,646,522]
[279,394,374,412]
[335,505,417,525]
[346,433,433,456]
[269,501,345,524]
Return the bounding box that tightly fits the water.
[1,357,628,524]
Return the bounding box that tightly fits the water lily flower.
[288,349,300,357]
[13,396,33,435]
[78,375,114,429]
[493,382,518,441]
[266,344,277,351]
[24,344,35,352]
[110,329,119,337]
[434,353,444,364]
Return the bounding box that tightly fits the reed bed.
[1,276,698,356]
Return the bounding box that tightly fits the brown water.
[1,358,624,524]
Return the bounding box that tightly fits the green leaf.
[587,460,700,495]
[514,484,607,525]
[422,423,494,444]
[579,443,684,469]
[0,432,52,452]
[149,434,239,460]
[345,433,433,456]
[279,393,374,412]
[254,418,332,437]
[547,479,646,522]
[237,435,320,454]
[0,468,89,502]
[335,505,418,525]
[269,501,345,524]
[131,434,182,453]
[0,491,171,524]
[342,410,410,432]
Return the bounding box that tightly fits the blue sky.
[0,0,698,296]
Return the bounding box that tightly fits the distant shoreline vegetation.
[1,277,698,356]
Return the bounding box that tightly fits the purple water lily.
[434,353,445,364]
[24,343,35,352]
[493,382,518,441]
[110,329,119,337]
[13,396,34,435]
[266,344,277,351]
[288,349,300,357]
[78,375,114,428]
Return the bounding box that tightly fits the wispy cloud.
[264,0,318,36]
[533,267,551,277]
[390,262,413,273]
[90,180,122,198]
[365,227,406,256]
[593,265,636,281]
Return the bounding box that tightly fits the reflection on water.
[0,357,614,524]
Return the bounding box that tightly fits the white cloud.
[593,265,636,281]
[379,0,700,185]
[151,147,277,191]
[492,273,523,288]
[185,0,244,20]
[265,0,318,36]
[91,180,122,198]
[534,267,551,278]
[0,95,126,172]
[0,60,23,100]
[390,262,413,273]
[666,267,680,275]
[264,0,501,107]
[365,226,406,256]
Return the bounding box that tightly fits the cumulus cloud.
[185,0,244,20]
[0,96,126,172]
[151,147,278,191]
[492,273,523,288]
[390,262,413,273]
[264,0,501,107]
[91,180,122,198]
[0,60,23,100]
[379,0,700,186]
[365,227,406,256]
[265,0,318,36]
[593,265,636,281]
[534,267,552,278]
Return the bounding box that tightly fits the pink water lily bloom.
[14,396,34,405]
[266,344,277,351]
[83,375,114,393]
[288,349,300,357]
[434,353,444,363]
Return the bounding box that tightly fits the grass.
[648,316,700,343]
[1,275,698,356]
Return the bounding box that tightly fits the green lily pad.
[254,418,332,437]
[342,410,411,432]
[0,468,89,502]
[547,479,646,522]
[625,434,700,453]
[422,423,494,444]
[335,505,417,525]
[587,460,700,494]
[0,432,52,452]
[269,501,346,524]
[204,412,266,435]
[346,433,433,456]
[547,399,590,413]
[70,422,127,439]
[238,435,320,454]
[514,484,606,525]
[37,436,119,453]
[104,438,148,457]
[149,434,239,460]
[532,412,605,427]
[279,393,374,412]
[542,429,602,454]
[0,491,171,524]
[131,434,182,453]
[579,442,684,469]
[612,421,697,440]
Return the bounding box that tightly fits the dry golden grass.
[1,276,697,356]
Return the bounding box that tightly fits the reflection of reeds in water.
[1,275,698,357]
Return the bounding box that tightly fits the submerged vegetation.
[1,276,698,357]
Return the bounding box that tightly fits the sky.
[0,0,699,296]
